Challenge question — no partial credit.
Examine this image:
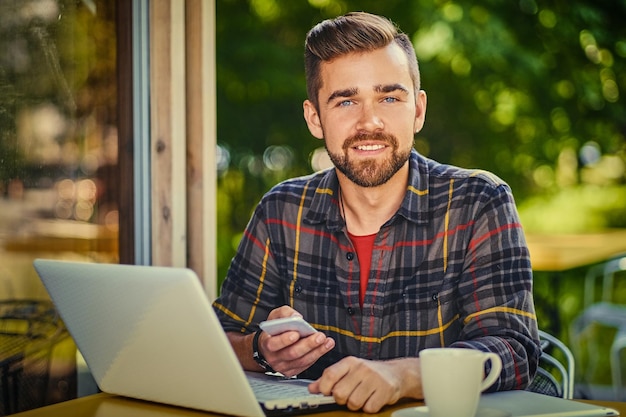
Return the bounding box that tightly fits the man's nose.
[356,103,384,132]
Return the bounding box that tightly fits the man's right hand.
[226,305,335,377]
[255,306,335,377]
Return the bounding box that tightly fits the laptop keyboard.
[245,372,337,411]
[248,375,313,400]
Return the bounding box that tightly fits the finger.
[325,363,366,407]
[266,328,331,353]
[264,330,301,353]
[349,365,399,413]
[285,333,335,363]
[343,377,386,413]
[361,390,388,414]
[345,383,371,411]
[309,356,352,396]
[277,336,335,376]
[267,305,302,320]
[268,334,334,377]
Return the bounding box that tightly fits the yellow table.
[526,229,626,336]
[3,219,118,254]
[526,229,626,272]
[8,393,626,416]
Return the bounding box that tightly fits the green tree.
[0,1,117,190]
[216,0,626,280]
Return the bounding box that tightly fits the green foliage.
[216,0,626,285]
[0,0,117,189]
[520,184,626,233]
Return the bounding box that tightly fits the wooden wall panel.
[150,0,187,267]
[185,0,217,298]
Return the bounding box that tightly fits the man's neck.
[337,167,408,236]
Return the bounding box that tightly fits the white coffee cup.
[420,348,502,417]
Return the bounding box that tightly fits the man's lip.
[350,142,389,150]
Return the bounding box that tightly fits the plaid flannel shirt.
[213,150,540,391]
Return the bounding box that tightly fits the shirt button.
[346,252,354,261]
[347,307,355,315]
[431,293,439,301]
[294,285,302,294]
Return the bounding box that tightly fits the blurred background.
[0,0,625,413]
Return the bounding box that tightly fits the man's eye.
[338,100,353,107]
[383,97,399,103]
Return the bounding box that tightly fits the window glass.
[0,0,118,412]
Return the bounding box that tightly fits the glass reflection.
[0,0,118,412]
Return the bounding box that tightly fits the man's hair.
[304,12,421,110]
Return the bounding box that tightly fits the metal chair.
[570,255,626,400]
[0,300,66,415]
[583,256,626,307]
[528,330,575,399]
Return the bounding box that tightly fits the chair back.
[574,254,626,401]
[528,330,575,399]
[584,255,626,306]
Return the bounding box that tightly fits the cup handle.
[480,353,502,392]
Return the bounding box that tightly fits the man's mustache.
[342,132,399,150]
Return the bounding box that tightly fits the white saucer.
[392,405,512,417]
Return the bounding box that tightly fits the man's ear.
[303,100,324,139]
[413,90,428,134]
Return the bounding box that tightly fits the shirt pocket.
[387,275,460,336]
[290,279,344,321]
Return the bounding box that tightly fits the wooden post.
[150,0,187,267]
[186,0,217,298]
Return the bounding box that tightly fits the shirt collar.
[398,149,430,225]
[303,168,343,231]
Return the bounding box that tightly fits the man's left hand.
[308,356,423,413]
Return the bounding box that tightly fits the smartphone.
[259,316,317,337]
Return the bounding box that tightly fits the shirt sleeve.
[212,202,283,334]
[449,182,541,391]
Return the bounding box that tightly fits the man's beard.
[326,132,412,188]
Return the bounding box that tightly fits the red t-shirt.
[347,232,377,307]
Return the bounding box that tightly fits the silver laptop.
[479,390,618,417]
[391,383,618,417]
[33,259,337,417]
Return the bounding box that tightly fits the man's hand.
[257,306,335,377]
[308,356,423,413]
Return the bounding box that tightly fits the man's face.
[304,42,427,187]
